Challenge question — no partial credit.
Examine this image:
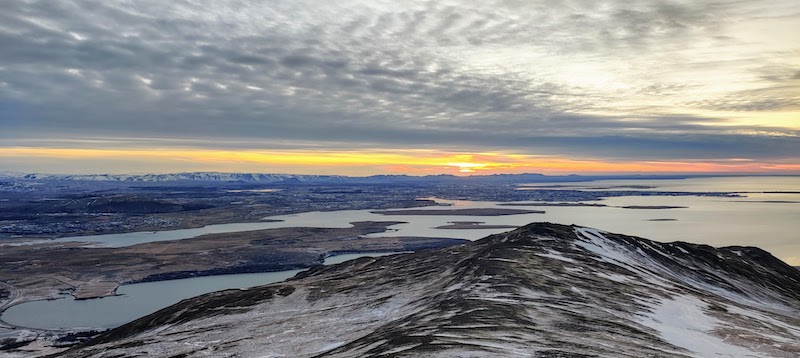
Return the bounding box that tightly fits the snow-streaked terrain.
[54,223,800,357]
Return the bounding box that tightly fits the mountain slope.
[61,223,800,357]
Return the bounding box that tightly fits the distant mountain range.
[61,223,800,357]
[0,171,695,184]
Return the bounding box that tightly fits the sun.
[447,162,488,173]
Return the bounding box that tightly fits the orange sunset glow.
[2,147,797,175]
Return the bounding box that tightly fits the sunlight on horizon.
[1,147,798,176]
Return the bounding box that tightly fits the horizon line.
[5,171,800,179]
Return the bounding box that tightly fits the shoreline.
[372,208,545,216]
[1,220,462,311]
[0,246,445,325]
[434,221,519,230]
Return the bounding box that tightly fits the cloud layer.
[1,0,798,168]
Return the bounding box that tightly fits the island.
[371,208,544,216]
[434,221,519,230]
[498,202,607,207]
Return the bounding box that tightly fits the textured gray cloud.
[0,0,798,162]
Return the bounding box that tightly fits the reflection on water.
[46,177,800,262]
[518,176,800,193]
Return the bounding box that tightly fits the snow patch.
[640,242,671,257]
[637,294,758,357]
[315,341,346,353]
[535,249,576,263]
[382,343,423,354]
[444,282,464,293]
[593,271,630,283]
[574,228,631,264]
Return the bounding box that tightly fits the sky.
[0,0,798,175]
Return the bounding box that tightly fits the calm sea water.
[2,270,303,330]
[1,253,405,330]
[3,176,798,330]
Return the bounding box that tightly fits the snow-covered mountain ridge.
[0,171,693,184]
[60,223,800,357]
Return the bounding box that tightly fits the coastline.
[0,239,464,329]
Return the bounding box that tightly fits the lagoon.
[1,252,406,330]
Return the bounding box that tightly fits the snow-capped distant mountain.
[0,172,351,183]
[61,223,800,357]
[0,171,694,185]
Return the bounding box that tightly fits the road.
[0,281,19,311]
[0,281,23,330]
